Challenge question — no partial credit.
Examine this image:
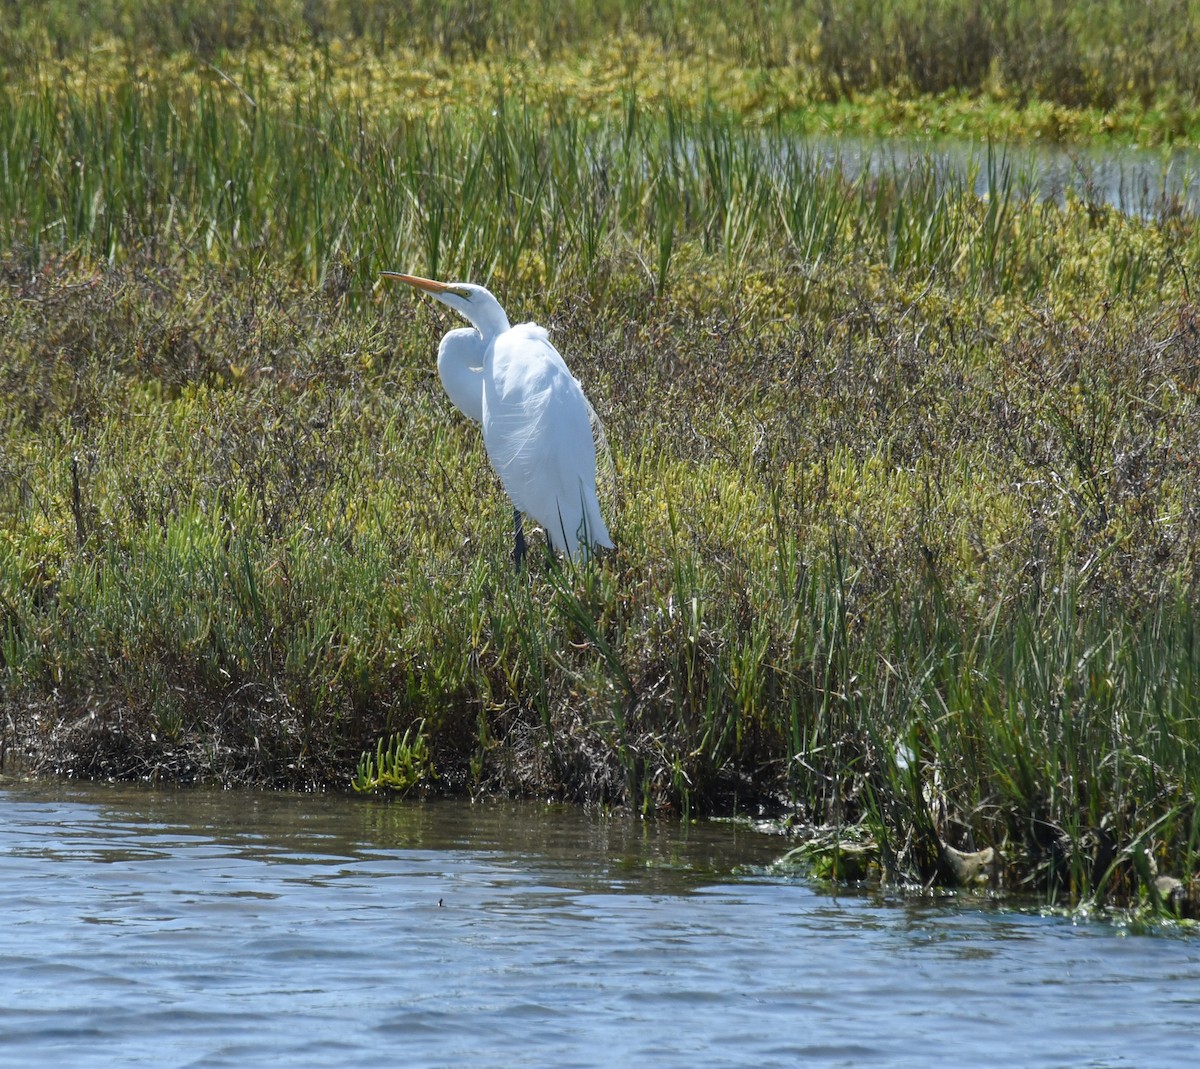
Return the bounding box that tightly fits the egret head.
[381,272,510,338]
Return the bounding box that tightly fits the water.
[804,136,1200,218]
[2,778,1198,1068]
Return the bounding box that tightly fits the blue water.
[2,779,1197,1068]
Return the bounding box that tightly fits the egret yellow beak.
[381,272,469,299]
[381,271,444,291]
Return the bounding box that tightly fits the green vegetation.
[352,723,435,795]
[4,1,1200,143]
[2,2,1199,915]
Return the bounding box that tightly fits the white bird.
[383,272,613,567]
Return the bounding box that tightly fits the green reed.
[3,72,1193,306]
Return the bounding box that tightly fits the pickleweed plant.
[352,723,435,795]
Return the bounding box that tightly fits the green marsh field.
[2,1,1200,913]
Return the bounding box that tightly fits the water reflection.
[802,135,1200,218]
[2,778,1197,1069]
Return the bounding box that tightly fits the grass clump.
[1,14,1199,914]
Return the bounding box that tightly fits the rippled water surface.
[2,778,1198,1068]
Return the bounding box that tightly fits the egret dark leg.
[513,508,527,572]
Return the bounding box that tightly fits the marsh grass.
[2,18,1199,911]
[3,254,1199,905]
[3,74,1193,307]
[6,0,1200,120]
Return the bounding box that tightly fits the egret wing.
[483,324,611,556]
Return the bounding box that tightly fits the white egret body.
[383,272,613,566]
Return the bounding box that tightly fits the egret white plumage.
[383,272,613,567]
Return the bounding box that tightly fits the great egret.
[383,272,613,567]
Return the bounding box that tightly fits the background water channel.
[2,777,1198,1068]
[803,136,1200,218]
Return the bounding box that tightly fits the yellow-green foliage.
[5,1,1200,142]
[352,724,435,795]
